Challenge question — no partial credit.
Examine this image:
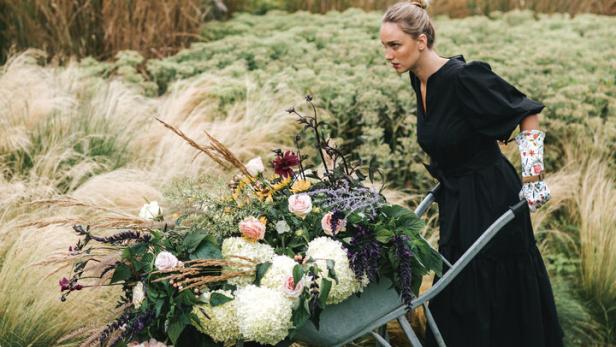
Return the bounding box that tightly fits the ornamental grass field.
[0,8,615,347]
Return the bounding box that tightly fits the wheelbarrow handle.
[416,183,528,218]
[414,183,440,218]
[509,198,528,216]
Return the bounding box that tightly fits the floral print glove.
[515,129,551,212]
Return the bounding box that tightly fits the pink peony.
[288,194,312,219]
[321,212,347,236]
[239,216,266,241]
[154,251,179,271]
[282,275,304,297]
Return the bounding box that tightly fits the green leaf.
[326,259,338,284]
[129,242,148,257]
[412,237,443,276]
[292,264,304,287]
[290,298,310,336]
[381,205,407,218]
[155,300,165,316]
[183,232,208,253]
[255,262,272,286]
[319,278,332,307]
[133,253,150,272]
[347,213,363,224]
[399,215,425,235]
[209,292,233,307]
[375,228,394,244]
[167,320,186,344]
[146,289,158,300]
[140,253,154,271]
[179,311,192,325]
[110,263,131,283]
[177,290,198,305]
[190,241,222,260]
[412,274,422,296]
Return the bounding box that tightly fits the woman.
[380,1,564,346]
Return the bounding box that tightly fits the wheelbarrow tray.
[291,278,403,347]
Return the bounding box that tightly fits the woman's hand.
[519,180,551,212]
[515,129,551,212]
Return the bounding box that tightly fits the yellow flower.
[232,179,248,200]
[255,189,273,202]
[270,175,292,192]
[232,192,240,202]
[290,179,311,193]
[259,216,268,225]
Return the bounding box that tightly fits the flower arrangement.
[57,96,442,346]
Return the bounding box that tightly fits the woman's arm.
[515,113,551,212]
[520,114,539,131]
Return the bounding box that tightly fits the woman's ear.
[417,33,428,51]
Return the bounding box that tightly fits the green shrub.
[91,9,616,191]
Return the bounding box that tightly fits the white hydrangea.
[261,255,296,289]
[306,236,368,304]
[235,285,293,345]
[261,255,303,306]
[192,290,240,344]
[221,237,274,286]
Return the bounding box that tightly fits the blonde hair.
[382,1,436,48]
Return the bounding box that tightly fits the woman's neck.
[412,50,450,84]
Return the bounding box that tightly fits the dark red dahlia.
[272,150,300,178]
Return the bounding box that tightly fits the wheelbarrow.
[270,183,529,347]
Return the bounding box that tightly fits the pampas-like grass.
[0,51,302,345]
[576,159,616,308]
[137,73,301,183]
[0,50,75,154]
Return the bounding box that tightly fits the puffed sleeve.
[456,61,545,142]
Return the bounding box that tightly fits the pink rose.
[532,163,543,175]
[154,251,179,271]
[288,194,312,219]
[239,216,266,241]
[282,275,304,297]
[321,212,347,236]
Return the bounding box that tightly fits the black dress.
[409,55,564,347]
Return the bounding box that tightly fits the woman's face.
[380,22,421,74]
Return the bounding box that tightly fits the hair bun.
[409,0,430,10]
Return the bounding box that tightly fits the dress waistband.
[423,144,502,193]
